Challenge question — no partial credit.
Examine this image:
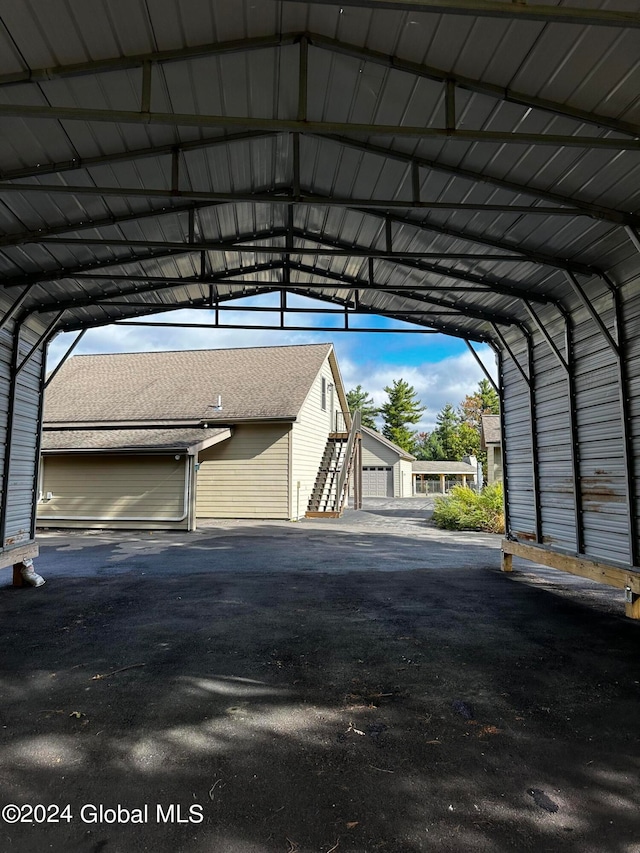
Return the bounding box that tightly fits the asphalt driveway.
[1,499,638,853]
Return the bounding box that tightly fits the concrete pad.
[0,501,637,852]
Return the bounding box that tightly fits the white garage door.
[362,466,393,497]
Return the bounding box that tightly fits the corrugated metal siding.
[500,332,536,541]
[291,357,340,518]
[196,423,290,518]
[529,307,577,553]
[570,283,629,565]
[623,275,640,567]
[3,316,47,547]
[37,454,187,525]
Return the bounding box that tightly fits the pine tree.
[414,431,446,461]
[432,403,462,460]
[346,384,379,430]
[380,379,425,453]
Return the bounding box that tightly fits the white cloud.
[47,309,332,368]
[339,346,498,433]
[47,309,497,435]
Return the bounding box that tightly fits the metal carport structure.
[0,0,639,611]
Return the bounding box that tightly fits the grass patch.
[433,482,505,534]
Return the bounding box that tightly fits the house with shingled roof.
[481,414,503,485]
[37,344,353,530]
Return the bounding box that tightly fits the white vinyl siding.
[290,358,339,518]
[398,459,413,497]
[196,423,290,519]
[37,454,187,528]
[487,446,503,485]
[360,430,409,498]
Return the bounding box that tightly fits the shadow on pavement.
[0,523,638,852]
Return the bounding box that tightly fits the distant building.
[355,427,415,498]
[412,458,478,494]
[481,415,503,485]
[38,344,354,529]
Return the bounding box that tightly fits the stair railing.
[334,409,361,512]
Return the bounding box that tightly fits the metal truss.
[0,130,630,229]
[0,32,636,137]
[0,103,636,148]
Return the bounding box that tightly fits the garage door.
[362,467,393,497]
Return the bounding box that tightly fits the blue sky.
[47,292,497,433]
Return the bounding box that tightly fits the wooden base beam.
[0,543,39,586]
[501,538,640,619]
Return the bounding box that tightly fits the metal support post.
[492,324,541,543]
[494,345,511,538]
[0,322,21,544]
[562,309,585,554]
[604,275,639,567]
[525,300,584,553]
[567,270,638,566]
[16,312,65,376]
[0,286,34,334]
[30,336,50,540]
[524,329,543,543]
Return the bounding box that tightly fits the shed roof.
[44,344,334,425]
[412,461,476,475]
[481,415,502,447]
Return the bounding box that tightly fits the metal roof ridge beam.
[32,234,561,263]
[310,33,640,136]
[0,104,638,147]
[0,28,634,135]
[319,134,632,226]
[0,181,613,216]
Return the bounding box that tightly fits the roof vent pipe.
[213,395,222,411]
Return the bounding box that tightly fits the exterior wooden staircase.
[306,410,362,518]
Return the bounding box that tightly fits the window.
[321,377,327,410]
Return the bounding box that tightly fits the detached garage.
[358,428,415,498]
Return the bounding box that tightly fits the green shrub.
[433,482,505,534]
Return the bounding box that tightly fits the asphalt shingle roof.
[44,344,333,424]
[412,461,477,475]
[41,427,230,452]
